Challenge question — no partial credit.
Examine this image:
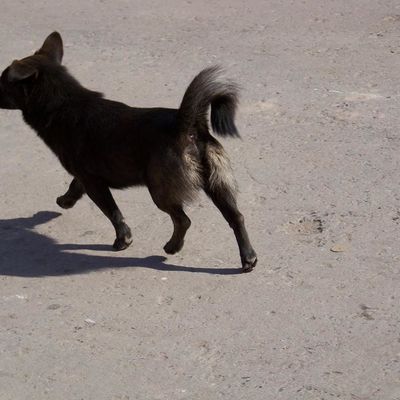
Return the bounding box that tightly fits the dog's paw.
[56,195,76,209]
[241,252,257,273]
[113,236,133,251]
[163,239,184,255]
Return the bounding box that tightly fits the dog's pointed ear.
[8,60,38,82]
[37,31,63,64]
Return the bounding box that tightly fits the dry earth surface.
[0,0,400,399]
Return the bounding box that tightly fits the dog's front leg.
[57,178,85,209]
[80,176,132,251]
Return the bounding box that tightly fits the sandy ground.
[1,0,400,399]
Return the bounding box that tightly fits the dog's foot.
[241,251,257,273]
[56,195,76,209]
[113,236,133,251]
[163,239,184,255]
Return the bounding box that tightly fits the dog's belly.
[95,157,147,189]
[105,172,146,189]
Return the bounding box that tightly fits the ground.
[1,1,400,399]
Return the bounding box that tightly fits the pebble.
[330,244,347,252]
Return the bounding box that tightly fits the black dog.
[0,32,257,272]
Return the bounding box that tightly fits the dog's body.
[0,32,257,272]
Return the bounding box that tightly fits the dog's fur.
[0,32,257,272]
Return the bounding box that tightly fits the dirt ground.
[1,1,400,399]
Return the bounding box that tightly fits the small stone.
[84,318,96,325]
[330,244,347,252]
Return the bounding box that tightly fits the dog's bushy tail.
[177,66,240,137]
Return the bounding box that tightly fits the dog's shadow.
[0,211,240,277]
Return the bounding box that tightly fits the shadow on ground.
[0,211,240,277]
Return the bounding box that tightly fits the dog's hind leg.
[149,187,191,254]
[147,149,200,255]
[163,205,191,254]
[203,140,257,272]
[57,178,85,209]
[80,176,132,251]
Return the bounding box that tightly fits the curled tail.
[177,66,240,137]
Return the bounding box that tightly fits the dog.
[0,32,257,272]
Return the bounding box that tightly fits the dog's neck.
[22,71,103,133]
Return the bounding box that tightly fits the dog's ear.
[8,60,38,82]
[37,31,63,64]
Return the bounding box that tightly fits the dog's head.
[0,32,64,110]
